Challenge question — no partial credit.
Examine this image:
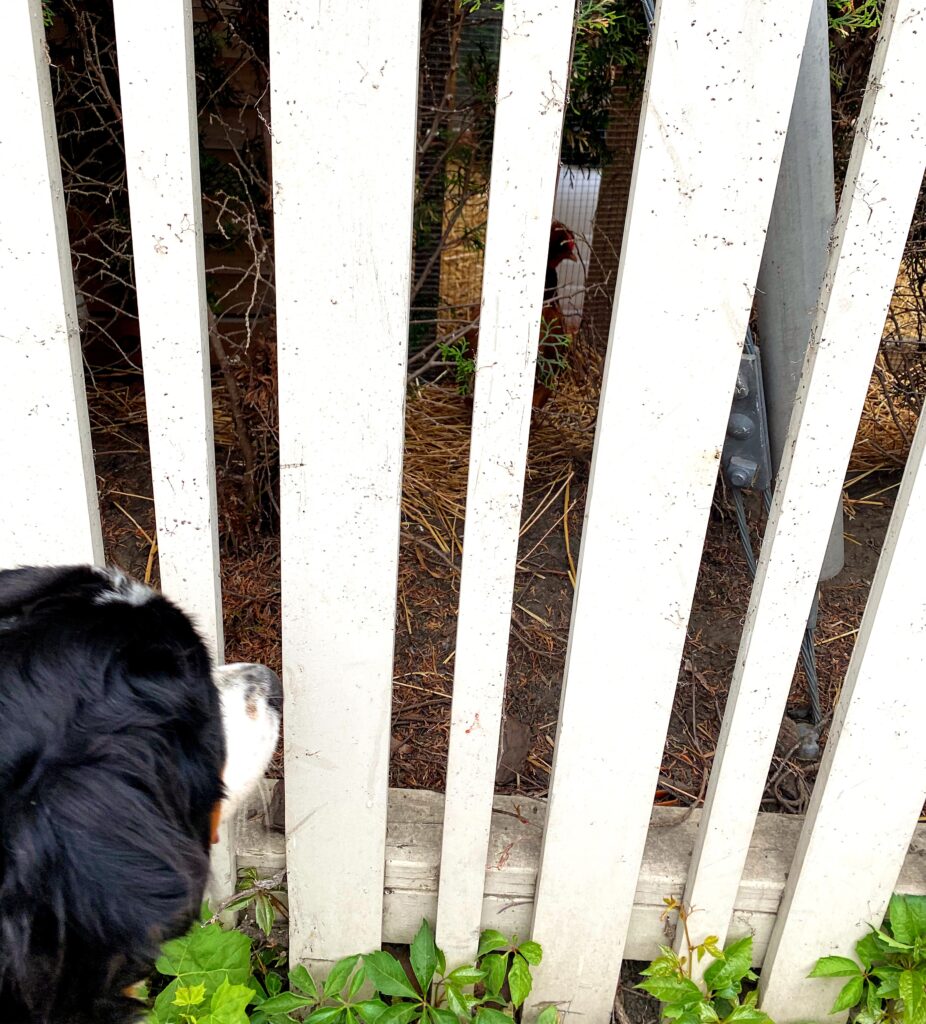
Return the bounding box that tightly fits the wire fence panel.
[434,0,577,969]
[0,0,102,569]
[682,0,926,980]
[526,3,814,1019]
[270,0,420,968]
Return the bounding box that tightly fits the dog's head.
[0,565,282,1023]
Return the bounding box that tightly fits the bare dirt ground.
[87,340,903,814]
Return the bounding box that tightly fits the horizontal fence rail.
[2,1,926,1021]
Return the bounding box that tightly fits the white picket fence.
[2,0,926,1021]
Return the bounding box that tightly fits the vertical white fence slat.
[758,6,926,1019]
[681,0,926,962]
[760,383,926,1021]
[0,0,103,569]
[111,0,229,891]
[527,3,813,1019]
[435,0,576,967]
[112,0,223,652]
[270,0,419,965]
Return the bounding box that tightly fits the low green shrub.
[143,911,555,1024]
[810,892,926,1023]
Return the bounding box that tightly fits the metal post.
[756,0,844,579]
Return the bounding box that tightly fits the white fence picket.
[111,0,229,890]
[0,0,102,569]
[760,374,926,1020]
[526,4,813,1019]
[270,0,420,965]
[758,6,926,1018]
[434,0,577,967]
[681,0,926,963]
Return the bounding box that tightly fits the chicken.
[458,220,578,409]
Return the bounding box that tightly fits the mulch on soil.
[86,331,917,813]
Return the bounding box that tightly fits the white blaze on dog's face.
[213,662,282,817]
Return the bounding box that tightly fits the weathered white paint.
[111,0,229,892]
[235,785,926,962]
[682,0,926,974]
[761,357,926,1024]
[527,4,813,1019]
[0,0,102,568]
[435,0,577,968]
[269,0,419,966]
[757,18,926,1021]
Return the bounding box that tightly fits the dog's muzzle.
[213,662,282,814]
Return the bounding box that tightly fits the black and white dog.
[0,565,282,1023]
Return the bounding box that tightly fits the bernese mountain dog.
[0,565,282,1023]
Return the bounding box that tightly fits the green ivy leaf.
[255,894,275,937]
[696,1003,720,1023]
[856,930,886,968]
[447,966,485,987]
[866,977,882,1016]
[808,956,863,979]
[636,976,703,1007]
[507,954,532,1008]
[702,937,752,993]
[174,982,207,1008]
[723,1006,772,1024]
[411,919,439,994]
[363,951,419,1000]
[349,966,367,1000]
[355,1000,389,1024]
[516,941,542,967]
[446,983,472,1019]
[478,931,510,958]
[259,991,319,1015]
[324,955,362,999]
[900,968,926,1024]
[307,1007,349,1024]
[154,924,253,1020]
[375,1005,421,1024]
[831,975,865,1013]
[890,894,926,945]
[536,1006,560,1024]
[475,1009,514,1024]
[265,972,283,997]
[207,979,255,1024]
[289,964,319,1001]
[430,1009,458,1024]
[641,951,683,978]
[479,954,507,997]
[874,927,913,951]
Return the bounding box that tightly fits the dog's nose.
[254,665,283,712]
[240,663,283,711]
[215,662,283,712]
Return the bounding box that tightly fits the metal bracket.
[721,350,773,492]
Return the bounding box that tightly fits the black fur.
[0,566,225,1023]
